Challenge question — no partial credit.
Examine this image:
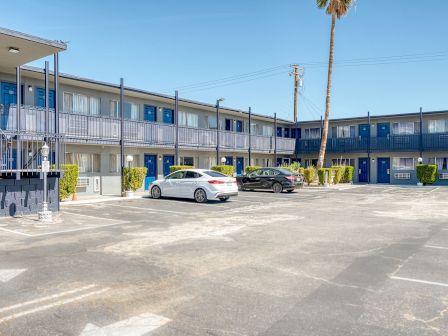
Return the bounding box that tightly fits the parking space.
[0,185,447,335]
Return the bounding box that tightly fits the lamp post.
[221,157,227,165]
[216,98,225,165]
[38,142,52,222]
[125,155,134,197]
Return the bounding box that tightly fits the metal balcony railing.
[0,105,296,154]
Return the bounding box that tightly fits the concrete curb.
[60,194,148,206]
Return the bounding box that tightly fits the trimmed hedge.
[332,166,344,184]
[245,166,261,174]
[211,165,235,176]
[332,165,355,183]
[169,165,193,173]
[416,164,437,185]
[281,162,301,174]
[318,168,333,185]
[303,167,316,186]
[59,164,79,201]
[123,167,147,192]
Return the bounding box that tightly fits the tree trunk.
[317,14,336,169]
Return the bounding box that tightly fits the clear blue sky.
[3,0,448,121]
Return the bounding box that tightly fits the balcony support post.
[120,78,124,196]
[54,53,60,170]
[45,61,50,139]
[419,107,423,158]
[174,90,179,165]
[248,107,252,166]
[367,111,371,184]
[15,66,21,180]
[274,113,277,166]
[216,100,220,165]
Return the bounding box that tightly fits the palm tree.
[316,0,353,168]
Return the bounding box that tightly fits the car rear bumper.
[214,191,238,198]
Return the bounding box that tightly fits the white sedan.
[149,169,238,203]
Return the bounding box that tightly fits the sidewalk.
[60,191,148,206]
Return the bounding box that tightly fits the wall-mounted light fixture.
[8,47,20,54]
[28,85,33,92]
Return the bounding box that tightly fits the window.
[262,125,273,136]
[109,154,120,173]
[179,111,199,128]
[63,92,73,113]
[184,171,201,178]
[110,100,119,118]
[167,171,184,179]
[332,158,355,167]
[90,97,100,116]
[392,122,418,135]
[124,102,139,120]
[392,157,414,171]
[428,120,448,133]
[208,116,217,129]
[336,126,355,138]
[429,157,448,170]
[304,128,320,139]
[249,169,263,177]
[66,153,101,173]
[180,156,194,166]
[204,171,227,177]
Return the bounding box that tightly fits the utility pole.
[290,64,304,161]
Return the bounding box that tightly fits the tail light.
[208,180,225,184]
[286,176,296,182]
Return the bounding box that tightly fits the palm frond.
[318,0,354,18]
[316,0,329,9]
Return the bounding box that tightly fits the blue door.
[35,88,55,108]
[144,105,157,122]
[163,108,174,124]
[359,124,369,138]
[377,157,390,183]
[377,123,390,137]
[225,156,233,166]
[1,148,16,170]
[358,157,369,183]
[236,120,243,133]
[236,157,244,176]
[276,127,283,137]
[1,82,17,130]
[163,155,174,176]
[144,154,157,190]
[276,157,282,166]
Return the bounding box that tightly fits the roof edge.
[0,27,67,51]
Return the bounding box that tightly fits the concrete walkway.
[60,191,148,206]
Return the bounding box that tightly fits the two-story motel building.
[0,27,447,215]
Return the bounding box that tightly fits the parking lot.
[0,185,447,335]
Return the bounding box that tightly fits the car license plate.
[226,182,233,186]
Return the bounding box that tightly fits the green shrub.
[332,166,344,184]
[281,162,301,174]
[59,164,79,201]
[211,165,234,176]
[123,167,147,192]
[318,168,333,185]
[416,164,437,185]
[299,167,305,175]
[169,165,193,173]
[333,165,355,183]
[303,167,316,186]
[245,166,261,174]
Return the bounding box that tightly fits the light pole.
[216,98,225,165]
[221,157,227,165]
[38,142,52,222]
[125,155,133,197]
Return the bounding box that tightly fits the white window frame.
[392,157,415,171]
[392,122,415,135]
[428,119,447,134]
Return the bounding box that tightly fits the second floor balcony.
[298,133,448,154]
[0,105,296,154]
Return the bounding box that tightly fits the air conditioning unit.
[93,176,101,192]
[394,172,410,180]
[439,173,448,180]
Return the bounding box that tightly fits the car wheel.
[151,186,161,199]
[194,188,208,203]
[272,182,283,193]
[219,196,229,202]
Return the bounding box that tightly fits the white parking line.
[114,204,193,215]
[390,276,448,288]
[0,284,97,314]
[144,199,231,209]
[424,245,448,250]
[0,287,109,324]
[0,227,32,237]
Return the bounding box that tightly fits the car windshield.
[275,168,293,175]
[204,171,227,177]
